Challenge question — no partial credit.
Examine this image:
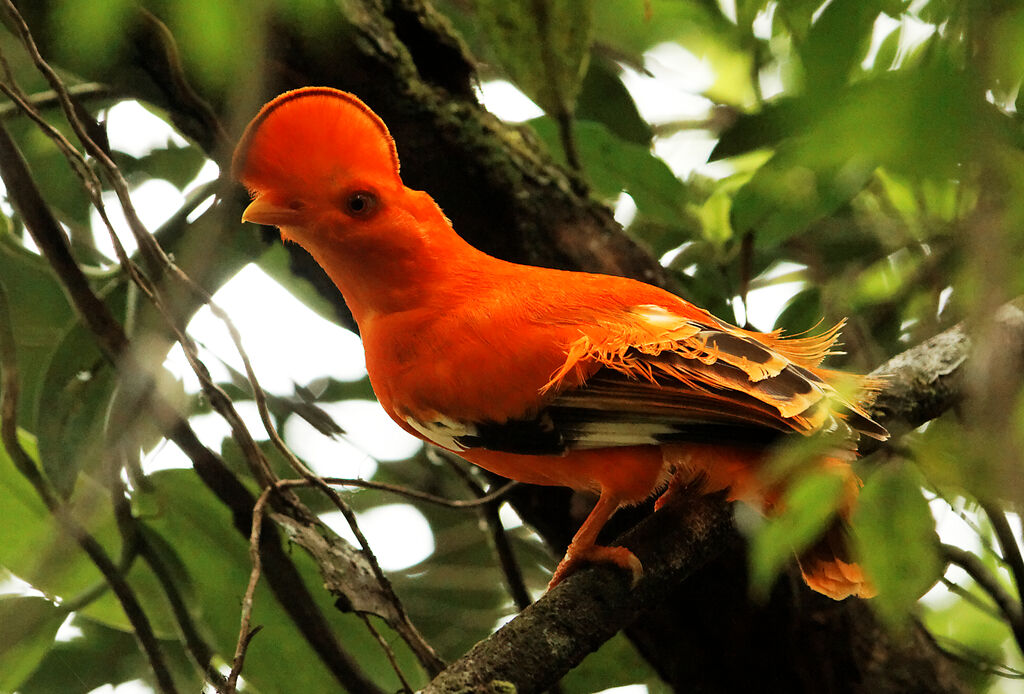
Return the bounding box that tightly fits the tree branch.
[982,501,1024,601]
[863,299,1024,452]
[941,543,1024,655]
[424,490,733,694]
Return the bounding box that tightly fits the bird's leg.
[547,491,641,589]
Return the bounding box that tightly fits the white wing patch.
[404,415,476,452]
[569,421,681,448]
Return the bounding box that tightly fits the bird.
[232,87,888,600]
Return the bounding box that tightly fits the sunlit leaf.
[592,1,754,105]
[731,147,875,248]
[0,431,121,605]
[851,250,920,306]
[0,596,68,693]
[796,0,882,94]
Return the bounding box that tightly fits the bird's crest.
[232,87,401,195]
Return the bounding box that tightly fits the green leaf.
[850,249,921,307]
[593,0,732,55]
[731,146,875,248]
[592,1,753,105]
[530,118,689,241]
[476,0,594,119]
[749,470,847,596]
[0,596,68,693]
[774,0,824,43]
[34,285,127,496]
[113,143,207,190]
[48,0,133,73]
[0,430,119,608]
[852,463,943,626]
[710,97,811,161]
[576,56,651,145]
[691,187,735,246]
[0,231,75,426]
[166,1,253,92]
[561,632,662,693]
[868,23,902,72]
[797,0,881,94]
[137,468,423,691]
[18,615,197,694]
[774,287,821,334]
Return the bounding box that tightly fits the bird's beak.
[241,196,304,227]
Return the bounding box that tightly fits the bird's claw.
[547,545,643,590]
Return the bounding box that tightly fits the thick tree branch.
[424,490,733,694]
[863,299,1024,450]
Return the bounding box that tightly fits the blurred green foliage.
[1,0,1024,692]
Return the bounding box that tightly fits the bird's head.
[232,87,479,319]
[232,87,416,249]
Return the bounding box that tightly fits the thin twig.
[201,289,445,675]
[109,446,227,691]
[941,543,1024,654]
[227,485,275,693]
[926,631,1024,680]
[358,614,414,694]
[321,476,518,509]
[982,500,1024,601]
[0,82,111,118]
[440,457,534,612]
[940,577,1003,621]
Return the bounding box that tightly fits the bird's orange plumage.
[233,87,888,600]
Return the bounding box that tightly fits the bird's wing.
[412,303,887,455]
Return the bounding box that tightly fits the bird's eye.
[343,190,378,218]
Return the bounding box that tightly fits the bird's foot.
[547,545,642,590]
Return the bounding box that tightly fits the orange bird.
[233,87,888,600]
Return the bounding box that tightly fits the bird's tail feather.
[797,515,876,600]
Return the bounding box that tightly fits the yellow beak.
[241,196,304,227]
